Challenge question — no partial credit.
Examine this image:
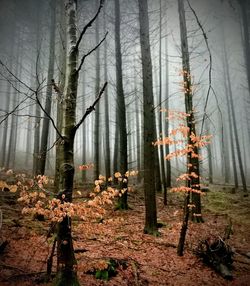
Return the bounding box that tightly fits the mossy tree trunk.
[54,1,79,284]
[54,1,106,283]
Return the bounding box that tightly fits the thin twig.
[75,0,105,51]
[186,0,213,135]
[77,32,108,73]
[74,81,107,131]
[0,60,35,93]
[34,91,63,140]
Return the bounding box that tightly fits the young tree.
[178,0,203,224]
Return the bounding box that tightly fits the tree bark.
[138,0,158,235]
[223,35,247,193]
[94,0,101,180]
[178,0,203,223]
[54,1,80,284]
[38,0,56,175]
[103,6,111,181]
[114,0,128,209]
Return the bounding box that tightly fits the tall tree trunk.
[239,0,250,97]
[38,0,56,175]
[165,36,171,201]
[205,120,213,184]
[33,5,43,176]
[223,38,247,193]
[178,0,203,224]
[220,111,230,184]
[177,0,204,257]
[94,0,101,180]
[54,1,80,284]
[114,0,128,209]
[55,0,66,190]
[138,0,158,235]
[134,68,141,182]
[1,76,12,168]
[103,6,111,181]
[6,31,23,170]
[81,70,87,182]
[158,0,167,198]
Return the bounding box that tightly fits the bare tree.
[138,0,158,235]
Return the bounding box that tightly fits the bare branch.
[186,0,213,135]
[74,81,107,131]
[77,32,108,73]
[0,96,30,125]
[75,0,105,51]
[35,91,64,140]
[0,60,35,93]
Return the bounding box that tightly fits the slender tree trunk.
[138,0,158,235]
[114,0,128,209]
[55,0,66,190]
[38,0,56,175]
[134,69,141,182]
[205,120,213,184]
[33,6,42,176]
[165,36,171,202]
[94,0,101,180]
[81,70,87,182]
[239,0,250,97]
[221,51,238,188]
[158,0,167,198]
[6,32,23,170]
[1,77,12,168]
[103,6,111,181]
[54,1,80,284]
[178,0,203,223]
[223,39,247,193]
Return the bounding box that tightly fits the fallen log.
[195,235,233,280]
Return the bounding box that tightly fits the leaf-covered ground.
[1,182,250,285]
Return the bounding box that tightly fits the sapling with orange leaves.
[155,109,211,256]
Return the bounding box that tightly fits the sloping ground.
[0,185,250,285]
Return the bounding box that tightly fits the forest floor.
[0,177,250,285]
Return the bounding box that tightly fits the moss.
[204,188,250,225]
[53,270,80,286]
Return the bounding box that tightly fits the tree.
[178,0,203,224]
[114,0,128,209]
[38,0,56,175]
[52,0,107,284]
[138,0,158,235]
[222,32,247,193]
[158,0,167,201]
[94,0,101,180]
[103,5,111,181]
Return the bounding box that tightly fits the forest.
[0,0,250,285]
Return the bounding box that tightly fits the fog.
[0,0,249,187]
